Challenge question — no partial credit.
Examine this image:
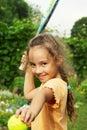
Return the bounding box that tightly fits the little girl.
[16,34,76,130]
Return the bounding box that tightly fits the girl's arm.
[16,87,53,126]
[21,52,39,100]
[24,66,39,100]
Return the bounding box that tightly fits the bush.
[68,76,86,103]
[10,76,24,95]
[68,76,78,88]
[0,19,37,89]
[79,79,87,98]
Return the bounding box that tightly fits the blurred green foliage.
[0,0,41,26]
[0,0,42,89]
[79,79,87,98]
[0,19,38,88]
[64,17,87,80]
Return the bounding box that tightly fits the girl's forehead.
[29,46,52,59]
[29,46,47,52]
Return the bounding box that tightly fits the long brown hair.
[27,33,76,121]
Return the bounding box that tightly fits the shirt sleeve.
[42,78,67,105]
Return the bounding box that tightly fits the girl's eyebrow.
[29,61,34,64]
[39,59,48,62]
[29,59,49,64]
[30,58,49,62]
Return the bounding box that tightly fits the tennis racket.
[19,0,60,70]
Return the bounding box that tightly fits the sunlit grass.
[68,101,87,130]
[68,88,87,130]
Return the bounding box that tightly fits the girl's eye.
[30,62,35,67]
[42,62,47,66]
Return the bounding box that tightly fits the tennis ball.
[8,115,30,130]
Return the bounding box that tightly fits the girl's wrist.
[25,65,33,75]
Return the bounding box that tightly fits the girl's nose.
[34,66,43,74]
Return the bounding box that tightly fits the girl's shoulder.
[42,78,67,105]
[43,78,67,87]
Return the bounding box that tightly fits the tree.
[71,17,87,38]
[65,17,87,80]
[0,0,42,26]
[0,0,27,25]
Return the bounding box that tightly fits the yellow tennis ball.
[8,115,30,130]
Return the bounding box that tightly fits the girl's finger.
[20,108,27,122]
[23,110,31,123]
[15,109,22,118]
[27,112,35,125]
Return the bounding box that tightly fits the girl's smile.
[29,46,59,83]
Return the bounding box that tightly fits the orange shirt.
[32,78,67,130]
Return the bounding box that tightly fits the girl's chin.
[39,79,49,83]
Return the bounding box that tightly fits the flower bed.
[0,90,28,129]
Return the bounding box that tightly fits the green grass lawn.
[68,100,87,130]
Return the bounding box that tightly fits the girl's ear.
[56,55,63,66]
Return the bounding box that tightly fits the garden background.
[0,0,87,130]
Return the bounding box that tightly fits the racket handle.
[19,50,28,71]
[19,63,27,71]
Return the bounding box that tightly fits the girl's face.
[29,46,59,83]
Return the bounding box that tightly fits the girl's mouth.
[38,75,46,80]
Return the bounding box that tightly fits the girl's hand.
[15,106,35,126]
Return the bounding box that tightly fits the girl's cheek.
[31,69,35,73]
[31,68,37,75]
